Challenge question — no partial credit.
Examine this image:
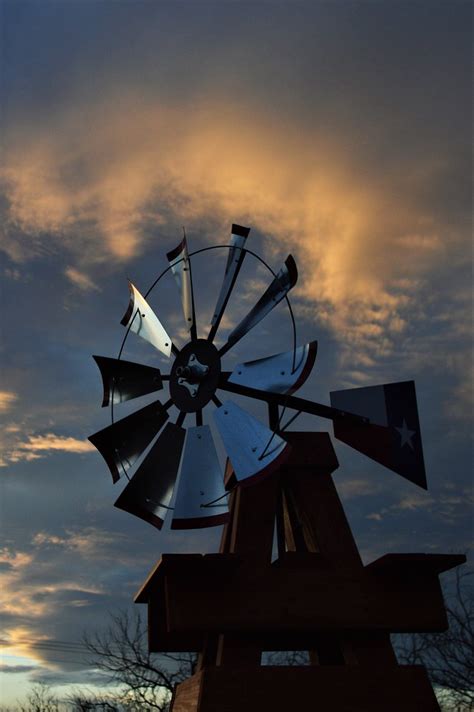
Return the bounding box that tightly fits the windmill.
[89,225,464,712]
[89,224,426,530]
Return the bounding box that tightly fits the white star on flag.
[395,419,416,450]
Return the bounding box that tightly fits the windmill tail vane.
[89,223,428,531]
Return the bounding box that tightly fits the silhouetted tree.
[394,567,473,711]
[15,682,61,712]
[83,610,195,711]
[66,691,121,711]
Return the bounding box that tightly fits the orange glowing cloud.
[1,94,468,371]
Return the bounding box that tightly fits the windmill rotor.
[89,224,428,532]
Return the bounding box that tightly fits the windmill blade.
[88,400,169,483]
[330,381,427,489]
[121,281,174,358]
[208,224,250,343]
[227,340,317,395]
[171,425,229,529]
[219,255,298,357]
[213,400,291,485]
[167,235,196,340]
[93,356,163,407]
[114,422,186,530]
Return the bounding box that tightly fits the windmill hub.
[169,339,221,412]
[175,354,209,385]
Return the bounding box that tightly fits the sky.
[0,0,472,706]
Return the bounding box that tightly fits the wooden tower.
[135,432,465,711]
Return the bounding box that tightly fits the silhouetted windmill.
[90,225,464,712]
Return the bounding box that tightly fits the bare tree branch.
[393,567,474,711]
[82,610,196,711]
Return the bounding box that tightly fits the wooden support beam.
[171,665,441,712]
[281,432,362,568]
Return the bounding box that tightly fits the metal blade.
[171,425,229,529]
[93,356,163,407]
[213,400,291,485]
[167,235,196,340]
[219,255,297,356]
[114,422,185,529]
[208,224,250,342]
[121,281,173,358]
[330,381,427,489]
[88,400,169,483]
[228,341,317,395]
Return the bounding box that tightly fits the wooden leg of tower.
[347,633,398,666]
[225,477,278,562]
[281,433,402,669]
[281,433,362,569]
[215,471,279,668]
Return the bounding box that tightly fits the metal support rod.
[268,402,280,431]
[218,374,370,425]
[184,228,198,343]
[275,487,286,559]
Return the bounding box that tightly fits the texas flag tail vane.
[330,380,427,489]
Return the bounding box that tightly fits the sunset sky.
[0,0,472,706]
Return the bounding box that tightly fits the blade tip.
[166,237,187,262]
[285,254,298,286]
[232,223,251,238]
[120,288,135,325]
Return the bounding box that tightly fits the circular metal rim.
[110,243,298,427]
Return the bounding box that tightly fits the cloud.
[0,431,94,467]
[0,92,469,409]
[0,543,102,622]
[20,434,94,453]
[367,512,383,522]
[0,664,38,673]
[32,528,123,560]
[0,527,156,672]
[0,391,18,412]
[337,479,384,499]
[361,487,473,532]
[1,96,468,317]
[396,492,436,512]
[0,5,470,397]
[65,267,100,292]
